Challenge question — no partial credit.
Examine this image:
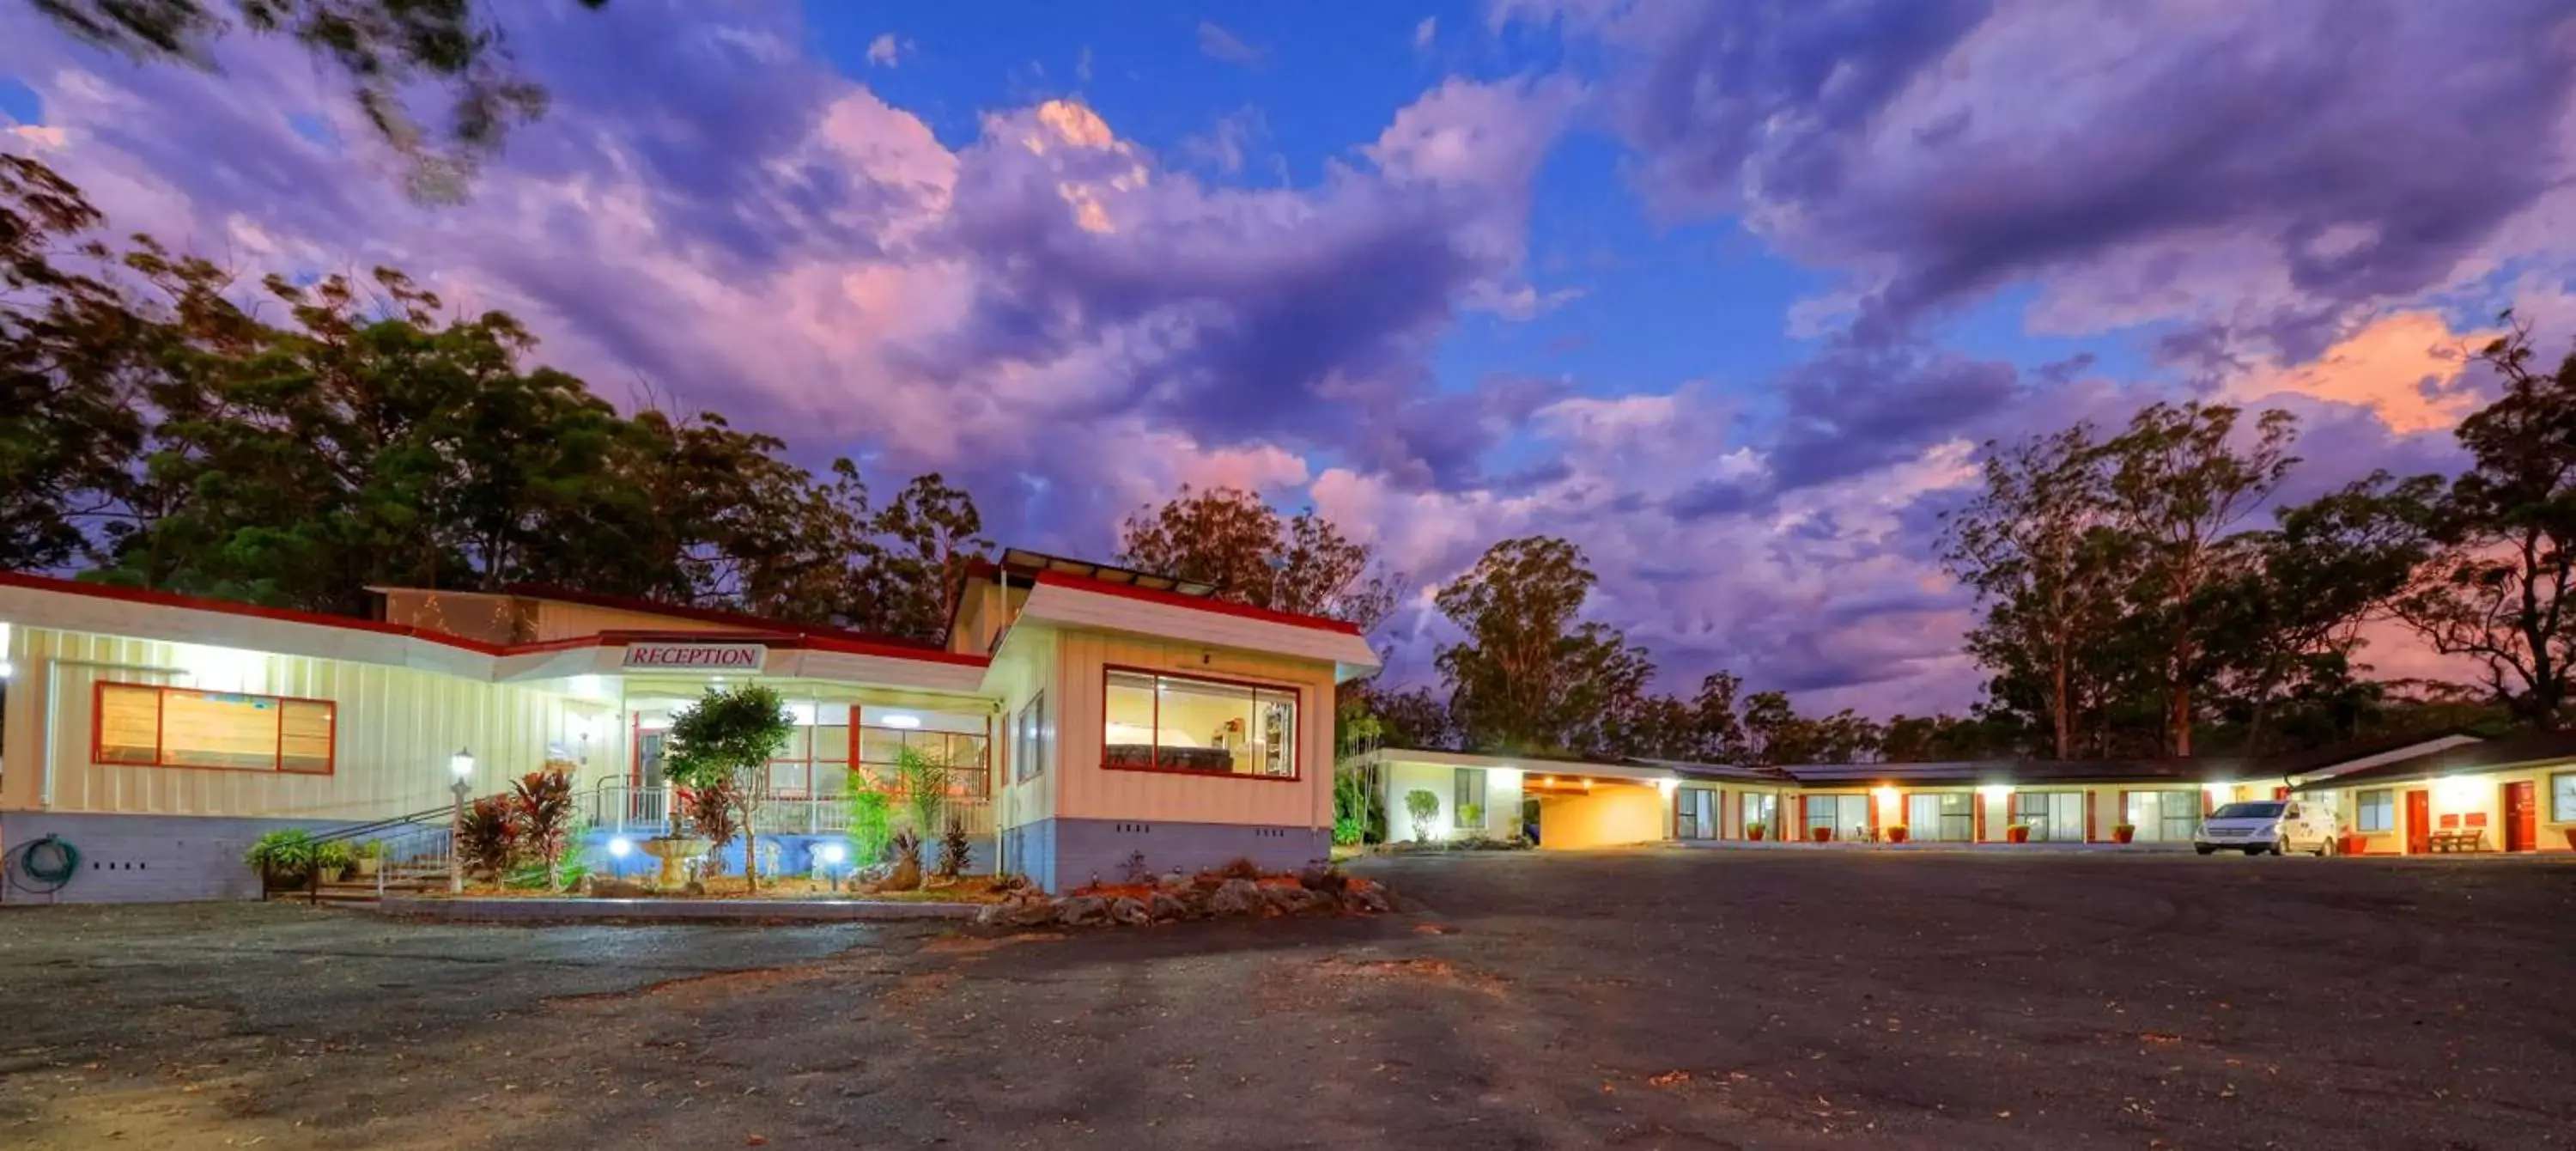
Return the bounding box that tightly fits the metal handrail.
[312,804,459,843]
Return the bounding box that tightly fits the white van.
[2193,799,2340,856]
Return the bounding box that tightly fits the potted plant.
[245,829,317,886]
[312,839,356,883]
[1810,825,1833,843]
[352,839,386,878]
[1885,824,1910,843]
[2111,822,2136,844]
[2006,822,2032,844]
[1746,822,1766,842]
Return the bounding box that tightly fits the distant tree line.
[2,155,983,642]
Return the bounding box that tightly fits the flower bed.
[976,865,1391,929]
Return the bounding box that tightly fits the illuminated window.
[1014,693,1047,783]
[1806,794,1868,837]
[1675,788,1717,839]
[1906,793,1975,841]
[93,683,335,775]
[1101,669,1298,779]
[2012,791,2085,841]
[2550,774,2576,824]
[1741,793,1775,837]
[855,706,989,797]
[1453,767,1487,829]
[2356,789,2395,833]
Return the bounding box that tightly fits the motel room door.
[2504,781,2538,852]
[2404,789,2431,856]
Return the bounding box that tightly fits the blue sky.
[4,0,2573,714]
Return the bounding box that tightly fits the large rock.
[1297,864,1346,892]
[1342,885,1391,914]
[1056,895,1109,926]
[1149,892,1188,922]
[1109,896,1152,926]
[1208,879,1261,917]
[1004,898,1061,929]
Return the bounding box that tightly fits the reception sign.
[620,642,768,671]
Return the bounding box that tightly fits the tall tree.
[1117,484,1401,636]
[861,472,992,642]
[2207,472,2437,753]
[2102,402,2300,755]
[1942,424,2129,758]
[2393,315,2576,728]
[1435,536,1638,753]
[34,0,611,200]
[0,155,147,571]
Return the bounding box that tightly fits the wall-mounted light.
[1978,784,2013,801]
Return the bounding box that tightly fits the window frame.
[2549,772,2576,824]
[91,681,337,776]
[2356,788,2396,833]
[1014,691,1047,783]
[1098,666,1303,782]
[1453,766,1489,830]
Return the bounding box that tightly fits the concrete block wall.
[0,812,353,904]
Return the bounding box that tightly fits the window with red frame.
[94,682,335,775]
[1102,669,1297,779]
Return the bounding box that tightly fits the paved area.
[2,851,2571,1149]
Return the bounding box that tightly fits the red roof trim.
[0,571,991,669]
[1031,570,1366,636]
[0,570,511,655]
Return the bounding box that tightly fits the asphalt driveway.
[2,850,2570,1149]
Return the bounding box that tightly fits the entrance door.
[2404,789,2431,856]
[2505,781,2538,852]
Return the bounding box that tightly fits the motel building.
[0,549,1378,904]
[1361,729,2576,855]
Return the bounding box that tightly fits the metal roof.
[2289,731,2576,790]
[999,548,1217,597]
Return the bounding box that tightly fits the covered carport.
[1524,764,1671,850]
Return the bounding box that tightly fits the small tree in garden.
[885,828,924,891]
[678,782,741,874]
[848,779,894,866]
[457,796,520,880]
[512,768,576,888]
[1404,789,1441,843]
[896,743,952,837]
[938,813,972,879]
[664,684,794,891]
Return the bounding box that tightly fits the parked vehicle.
[2194,800,2339,856]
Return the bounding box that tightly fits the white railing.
[586,777,991,838]
[372,824,453,899]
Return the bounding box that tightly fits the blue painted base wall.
[0,811,356,904]
[1008,818,1330,893]
[574,830,993,882]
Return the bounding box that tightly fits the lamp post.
[448,747,475,894]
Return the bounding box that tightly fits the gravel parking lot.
[2,850,2570,1149]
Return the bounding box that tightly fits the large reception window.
[1102,669,1298,779]
[93,682,335,774]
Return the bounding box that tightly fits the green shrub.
[937,813,972,879]
[848,783,893,865]
[457,795,520,879]
[1332,814,1364,846]
[311,839,356,873]
[245,829,316,877]
[1403,789,1441,843]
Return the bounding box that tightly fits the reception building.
[0,549,1377,902]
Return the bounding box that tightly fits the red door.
[2404,789,2431,856]
[2505,781,2538,852]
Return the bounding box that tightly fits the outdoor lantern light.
[819,842,849,892]
[820,843,848,865]
[608,837,632,881]
[447,747,476,895]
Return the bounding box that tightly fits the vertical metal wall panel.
[8,625,595,821]
[1051,628,1334,831]
[987,627,1059,831]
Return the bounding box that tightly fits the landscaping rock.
[1208,879,1260,917]
[1297,864,1346,892]
[1056,895,1109,926]
[1004,899,1060,929]
[1109,896,1151,926]
[1149,892,1188,922]
[1342,886,1391,914]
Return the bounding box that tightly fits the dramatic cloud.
[6,0,2567,716]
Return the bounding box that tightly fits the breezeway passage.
[3,850,2568,1148]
